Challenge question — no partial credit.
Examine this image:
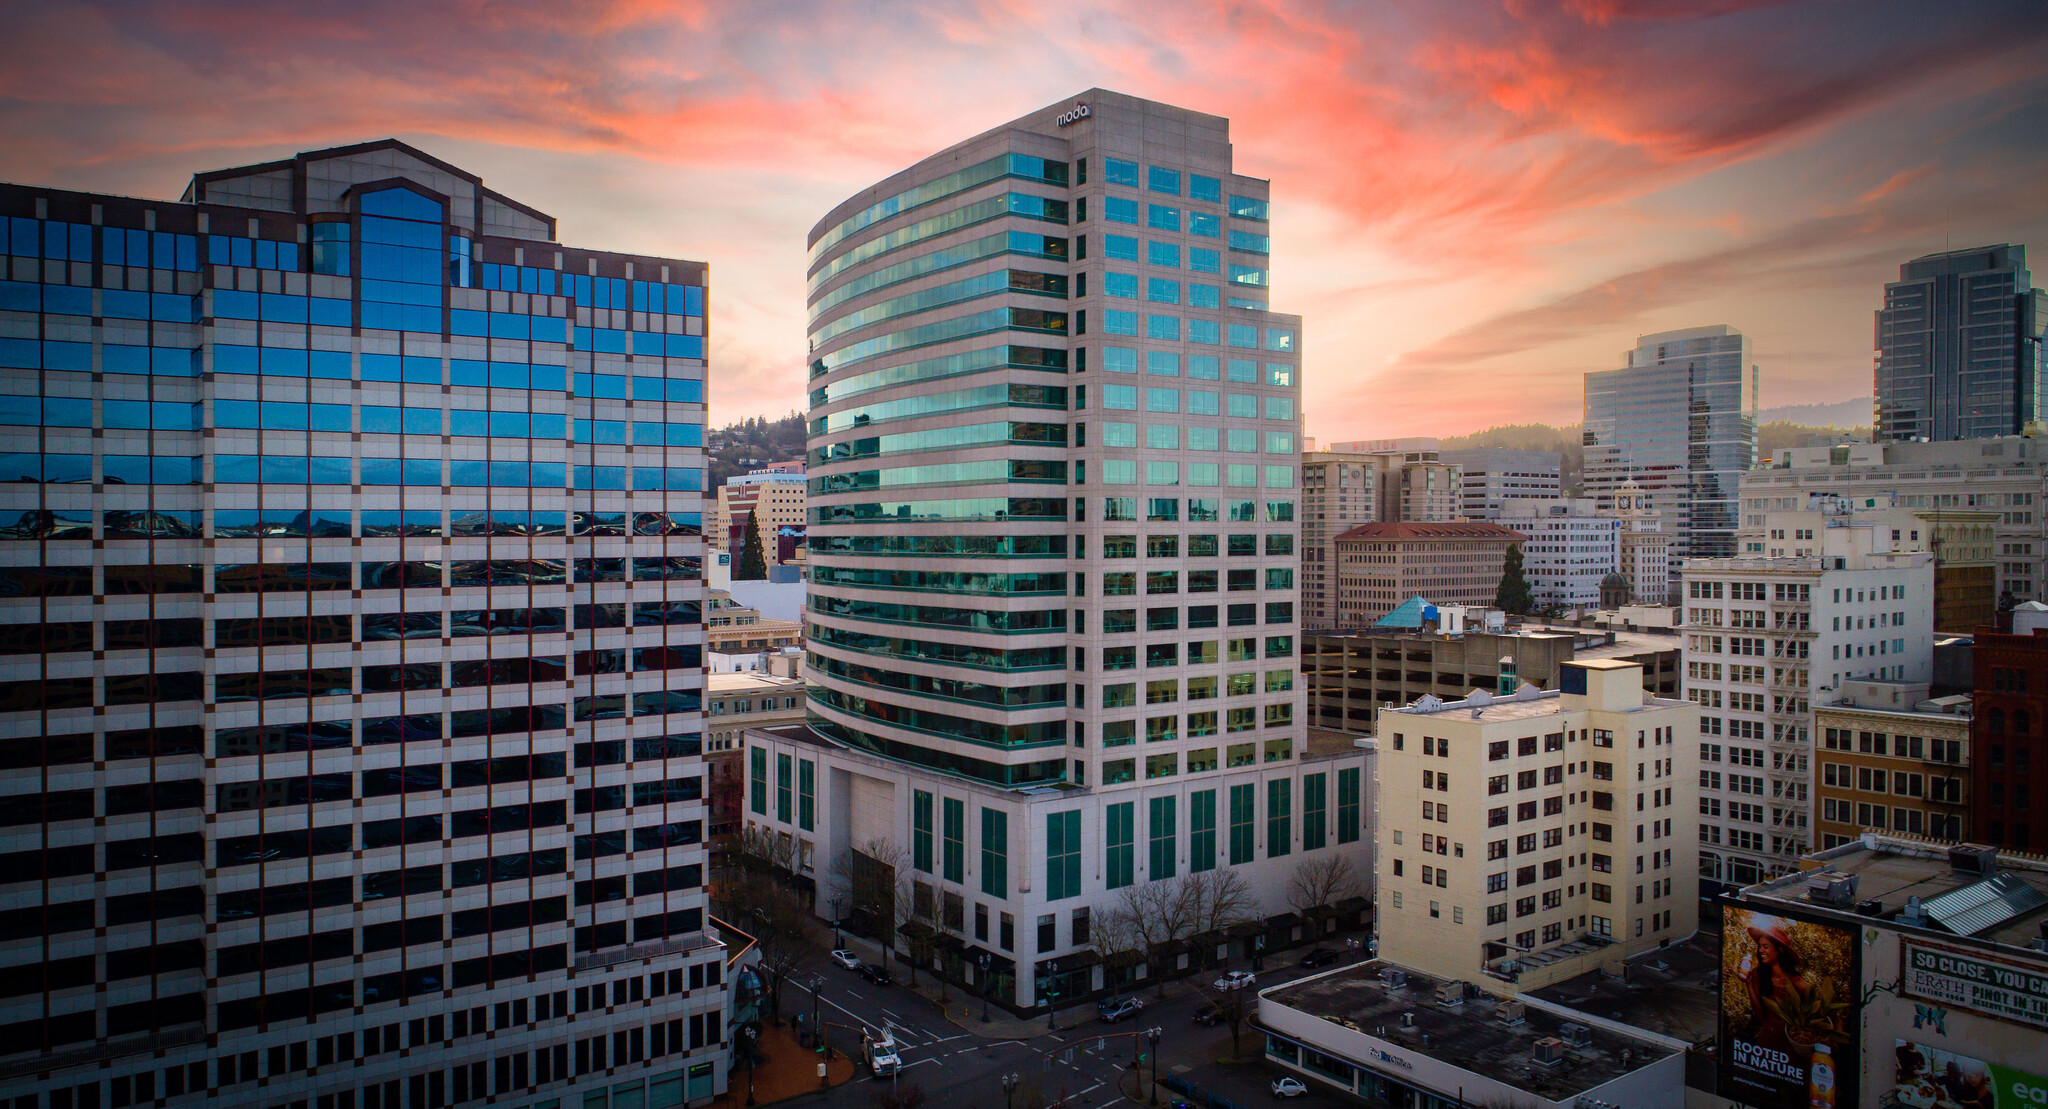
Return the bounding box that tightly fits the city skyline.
[0,1,2042,439]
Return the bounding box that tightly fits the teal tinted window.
[1267,779,1291,858]
[1103,310,1138,335]
[1104,197,1138,224]
[1229,195,1269,220]
[913,790,934,871]
[1106,801,1134,889]
[1147,205,1180,232]
[1047,810,1082,901]
[1189,356,1220,381]
[1149,795,1177,880]
[1102,346,1138,373]
[749,748,767,814]
[1229,265,1268,288]
[1148,241,1180,268]
[1190,248,1220,273]
[1190,175,1222,202]
[1146,352,1179,377]
[1147,315,1179,341]
[1146,278,1179,305]
[1104,272,1138,298]
[1229,784,1255,865]
[1103,158,1139,187]
[1189,789,1217,872]
[980,807,1008,897]
[942,798,965,882]
[1302,773,1326,852]
[1147,167,1180,195]
[1189,211,1220,238]
[1105,234,1139,260]
[1338,768,1361,844]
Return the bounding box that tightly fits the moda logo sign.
[1055,102,1091,127]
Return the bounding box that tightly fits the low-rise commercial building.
[1813,680,1971,848]
[1741,492,1999,632]
[704,589,802,653]
[1723,836,2048,1109]
[1333,521,1526,626]
[1304,625,1679,736]
[711,462,806,552]
[1376,660,1699,994]
[1259,961,1688,1109]
[1302,443,1462,628]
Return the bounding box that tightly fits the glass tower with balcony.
[0,141,729,1109]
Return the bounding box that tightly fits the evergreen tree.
[735,508,769,581]
[1495,543,1534,615]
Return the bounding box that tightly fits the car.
[1191,1002,1222,1026]
[1299,948,1340,968]
[1213,970,1258,991]
[1097,995,1145,1023]
[830,950,861,971]
[859,964,894,986]
[1272,1077,1309,1098]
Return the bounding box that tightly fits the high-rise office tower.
[0,142,731,1108]
[1583,325,1757,562]
[1438,448,1562,521]
[770,91,1367,1010]
[1876,244,2044,442]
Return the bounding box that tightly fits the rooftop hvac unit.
[1382,968,1408,990]
[1436,981,1465,1005]
[1949,843,1999,877]
[1532,1038,1566,1066]
[1807,871,1860,907]
[1497,999,1527,1025]
[1560,1023,1593,1048]
[1398,1011,1417,1030]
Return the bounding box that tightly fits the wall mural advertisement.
[1890,1041,2048,1109]
[1721,905,1859,1109]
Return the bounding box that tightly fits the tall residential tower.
[755,91,1367,1011]
[0,143,731,1109]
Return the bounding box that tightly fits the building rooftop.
[1305,726,1370,758]
[1744,834,2048,953]
[1387,679,1687,723]
[1525,931,1722,1046]
[707,672,803,693]
[1335,521,1529,541]
[1264,961,1680,1100]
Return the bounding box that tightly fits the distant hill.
[1438,423,1586,490]
[1435,415,1866,493]
[1759,397,1871,429]
[706,412,806,489]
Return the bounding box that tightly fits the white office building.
[1501,499,1622,610]
[773,91,1373,1012]
[1679,522,1934,893]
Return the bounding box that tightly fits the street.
[764,945,1364,1109]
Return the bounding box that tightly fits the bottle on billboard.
[1809,1043,1835,1109]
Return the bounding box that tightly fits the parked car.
[1097,995,1145,1023]
[1299,948,1340,968]
[1272,1076,1309,1098]
[1213,970,1257,991]
[830,950,861,971]
[859,964,894,986]
[1192,1002,1222,1026]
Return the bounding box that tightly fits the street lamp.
[979,952,992,1022]
[1044,983,1059,1031]
[1145,1026,1164,1105]
[1001,1072,1020,1109]
[809,975,825,1054]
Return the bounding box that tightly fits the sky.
[1,0,2043,442]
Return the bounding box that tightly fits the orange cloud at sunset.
[2,0,2042,439]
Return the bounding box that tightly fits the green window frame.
[1047,810,1082,901]
[1301,773,1326,852]
[776,753,793,824]
[981,808,1009,897]
[913,790,935,872]
[1337,768,1361,845]
[1189,789,1217,873]
[942,798,966,884]
[1148,795,1177,881]
[798,759,816,832]
[1106,801,1135,889]
[749,747,768,815]
[1267,778,1292,859]
[1228,784,1255,865]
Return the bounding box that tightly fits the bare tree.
[1091,902,1148,995]
[830,838,910,968]
[1287,853,1362,918]
[730,823,797,878]
[1115,879,1200,996]
[1214,989,1255,1059]
[717,870,821,1021]
[1183,869,1261,971]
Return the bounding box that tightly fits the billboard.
[1890,1041,2048,1109]
[1902,939,2048,1031]
[1720,904,1860,1109]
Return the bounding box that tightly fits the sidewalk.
[829,932,1204,1040]
[702,1021,855,1109]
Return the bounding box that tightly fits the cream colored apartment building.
[1375,658,1699,994]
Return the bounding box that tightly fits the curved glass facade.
[803,97,1303,792]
